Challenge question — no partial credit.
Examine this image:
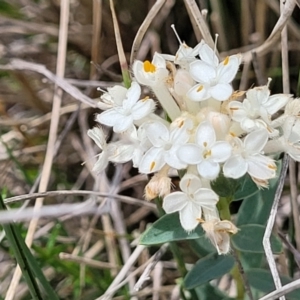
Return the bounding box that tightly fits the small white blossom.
[97,85,127,110]
[223,129,277,180]
[187,42,241,102]
[87,127,109,174]
[229,85,291,132]
[163,174,219,231]
[139,119,192,174]
[97,82,155,133]
[133,53,169,87]
[177,121,232,179]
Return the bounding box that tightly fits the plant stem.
[217,196,232,220]
[154,197,198,300]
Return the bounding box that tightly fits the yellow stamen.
[229,132,236,137]
[178,120,184,128]
[268,164,277,170]
[150,161,156,171]
[223,56,229,66]
[143,60,156,73]
[142,96,149,102]
[204,149,211,159]
[197,85,204,92]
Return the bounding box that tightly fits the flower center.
[143,61,156,73]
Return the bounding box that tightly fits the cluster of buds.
[88,36,300,254]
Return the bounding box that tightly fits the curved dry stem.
[242,0,296,63]
[130,0,166,65]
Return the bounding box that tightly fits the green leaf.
[211,172,240,198]
[0,196,59,300]
[193,283,234,300]
[188,236,216,258]
[232,224,282,253]
[246,269,300,300]
[184,253,235,289]
[140,213,204,245]
[233,174,259,200]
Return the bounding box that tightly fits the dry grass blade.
[5,1,70,298]
[242,0,296,62]
[109,0,130,87]
[263,154,290,300]
[130,0,166,65]
[183,0,215,49]
[0,60,96,108]
[259,278,300,300]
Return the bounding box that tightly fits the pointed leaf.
[184,253,235,289]
[246,269,300,300]
[233,173,259,200]
[140,212,204,245]
[232,224,282,253]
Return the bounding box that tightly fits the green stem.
[154,197,198,300]
[217,196,232,220]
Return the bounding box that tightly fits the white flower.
[138,119,192,174]
[133,53,169,87]
[187,42,241,102]
[96,82,155,133]
[97,85,127,110]
[223,129,277,180]
[266,116,300,161]
[174,41,203,67]
[87,127,109,174]
[133,53,181,121]
[229,85,291,132]
[108,126,151,167]
[177,121,232,179]
[163,174,219,231]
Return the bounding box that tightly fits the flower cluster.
[88,39,299,254]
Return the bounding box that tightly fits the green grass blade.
[0,196,59,300]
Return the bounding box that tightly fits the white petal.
[108,143,133,163]
[197,160,220,179]
[163,192,188,213]
[125,81,141,106]
[210,142,232,162]
[106,85,127,106]
[179,203,201,231]
[187,84,210,102]
[244,129,268,154]
[113,115,133,133]
[97,109,120,127]
[247,154,276,179]
[138,147,165,174]
[93,152,109,174]
[199,43,219,67]
[179,173,203,194]
[87,127,106,149]
[177,144,202,164]
[223,155,248,179]
[131,99,155,120]
[229,101,247,122]
[165,146,187,169]
[132,60,149,86]
[209,83,233,101]
[146,122,169,147]
[217,55,241,83]
[152,52,166,68]
[189,60,216,83]
[264,94,291,115]
[193,188,219,208]
[169,126,190,145]
[196,121,216,148]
